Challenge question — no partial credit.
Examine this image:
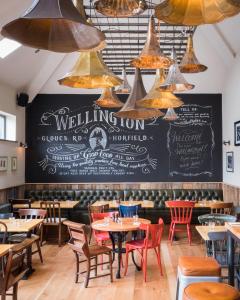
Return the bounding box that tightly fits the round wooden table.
[92,217,150,279]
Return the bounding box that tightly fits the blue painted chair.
[119,204,141,218]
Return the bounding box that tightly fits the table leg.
[228,232,235,286]
[116,232,122,279]
[23,231,35,279]
[131,251,141,271]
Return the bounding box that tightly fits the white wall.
[223,54,240,187]
[0,82,25,189]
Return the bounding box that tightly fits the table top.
[0,219,42,233]
[92,217,151,232]
[226,222,240,240]
[195,201,224,208]
[92,200,154,209]
[13,200,79,209]
[0,244,14,258]
[195,225,226,241]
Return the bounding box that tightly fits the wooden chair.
[166,201,195,245]
[124,218,164,282]
[0,222,7,244]
[40,201,66,247]
[0,239,32,300]
[64,221,113,288]
[9,199,32,217]
[209,202,233,214]
[88,204,109,243]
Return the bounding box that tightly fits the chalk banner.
[26,94,222,182]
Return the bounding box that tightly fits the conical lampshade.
[137,69,184,109]
[159,49,195,93]
[1,0,105,53]
[58,51,123,89]
[179,35,207,73]
[95,88,124,108]
[115,68,131,94]
[227,0,240,7]
[130,16,174,69]
[155,0,240,25]
[114,68,163,120]
[163,108,179,121]
[94,0,147,17]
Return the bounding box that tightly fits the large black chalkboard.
[25,93,222,183]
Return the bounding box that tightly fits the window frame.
[0,114,6,140]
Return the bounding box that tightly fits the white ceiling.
[0,1,240,98]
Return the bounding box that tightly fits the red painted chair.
[91,212,116,245]
[166,201,195,245]
[124,218,164,282]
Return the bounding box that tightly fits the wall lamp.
[19,142,28,148]
[223,140,231,146]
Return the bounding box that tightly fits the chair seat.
[183,282,240,300]
[44,218,67,224]
[89,244,111,257]
[95,231,110,242]
[8,233,40,243]
[179,256,221,277]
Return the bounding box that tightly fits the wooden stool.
[176,256,221,300]
[183,282,240,300]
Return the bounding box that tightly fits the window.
[0,111,16,141]
[0,114,6,139]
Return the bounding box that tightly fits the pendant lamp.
[159,49,195,93]
[114,68,163,120]
[163,108,179,121]
[155,0,240,26]
[94,0,147,17]
[130,16,174,69]
[137,69,183,109]
[115,68,131,94]
[95,88,124,108]
[1,0,105,53]
[227,0,240,7]
[179,35,207,73]
[58,51,123,89]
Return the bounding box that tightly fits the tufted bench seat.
[24,189,223,224]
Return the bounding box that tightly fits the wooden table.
[195,225,226,241]
[1,219,43,278]
[225,222,240,286]
[195,201,224,208]
[92,200,154,209]
[13,200,79,209]
[92,217,150,279]
[0,244,14,258]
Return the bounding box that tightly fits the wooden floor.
[19,228,205,300]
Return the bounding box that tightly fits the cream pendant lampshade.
[130,16,174,69]
[115,68,132,94]
[114,68,163,120]
[58,51,123,89]
[137,69,183,109]
[159,48,195,93]
[179,35,207,73]
[163,108,179,121]
[95,88,124,108]
[155,0,240,25]
[94,0,147,17]
[1,0,106,53]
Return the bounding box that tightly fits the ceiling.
[0,0,239,97]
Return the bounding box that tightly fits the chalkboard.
[25,93,222,183]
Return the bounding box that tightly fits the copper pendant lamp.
[163,108,179,121]
[114,68,163,120]
[95,88,124,108]
[58,51,123,89]
[137,69,183,109]
[115,68,131,94]
[94,0,147,17]
[1,0,106,53]
[179,35,207,73]
[159,49,195,93]
[130,16,174,69]
[155,0,240,26]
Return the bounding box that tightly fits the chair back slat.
[0,221,8,243]
[166,201,194,223]
[119,204,141,217]
[209,202,233,215]
[140,218,164,249]
[40,201,61,223]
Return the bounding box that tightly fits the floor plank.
[18,227,205,300]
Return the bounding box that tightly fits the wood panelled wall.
[25,182,222,191]
[0,185,25,205]
[223,183,240,206]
